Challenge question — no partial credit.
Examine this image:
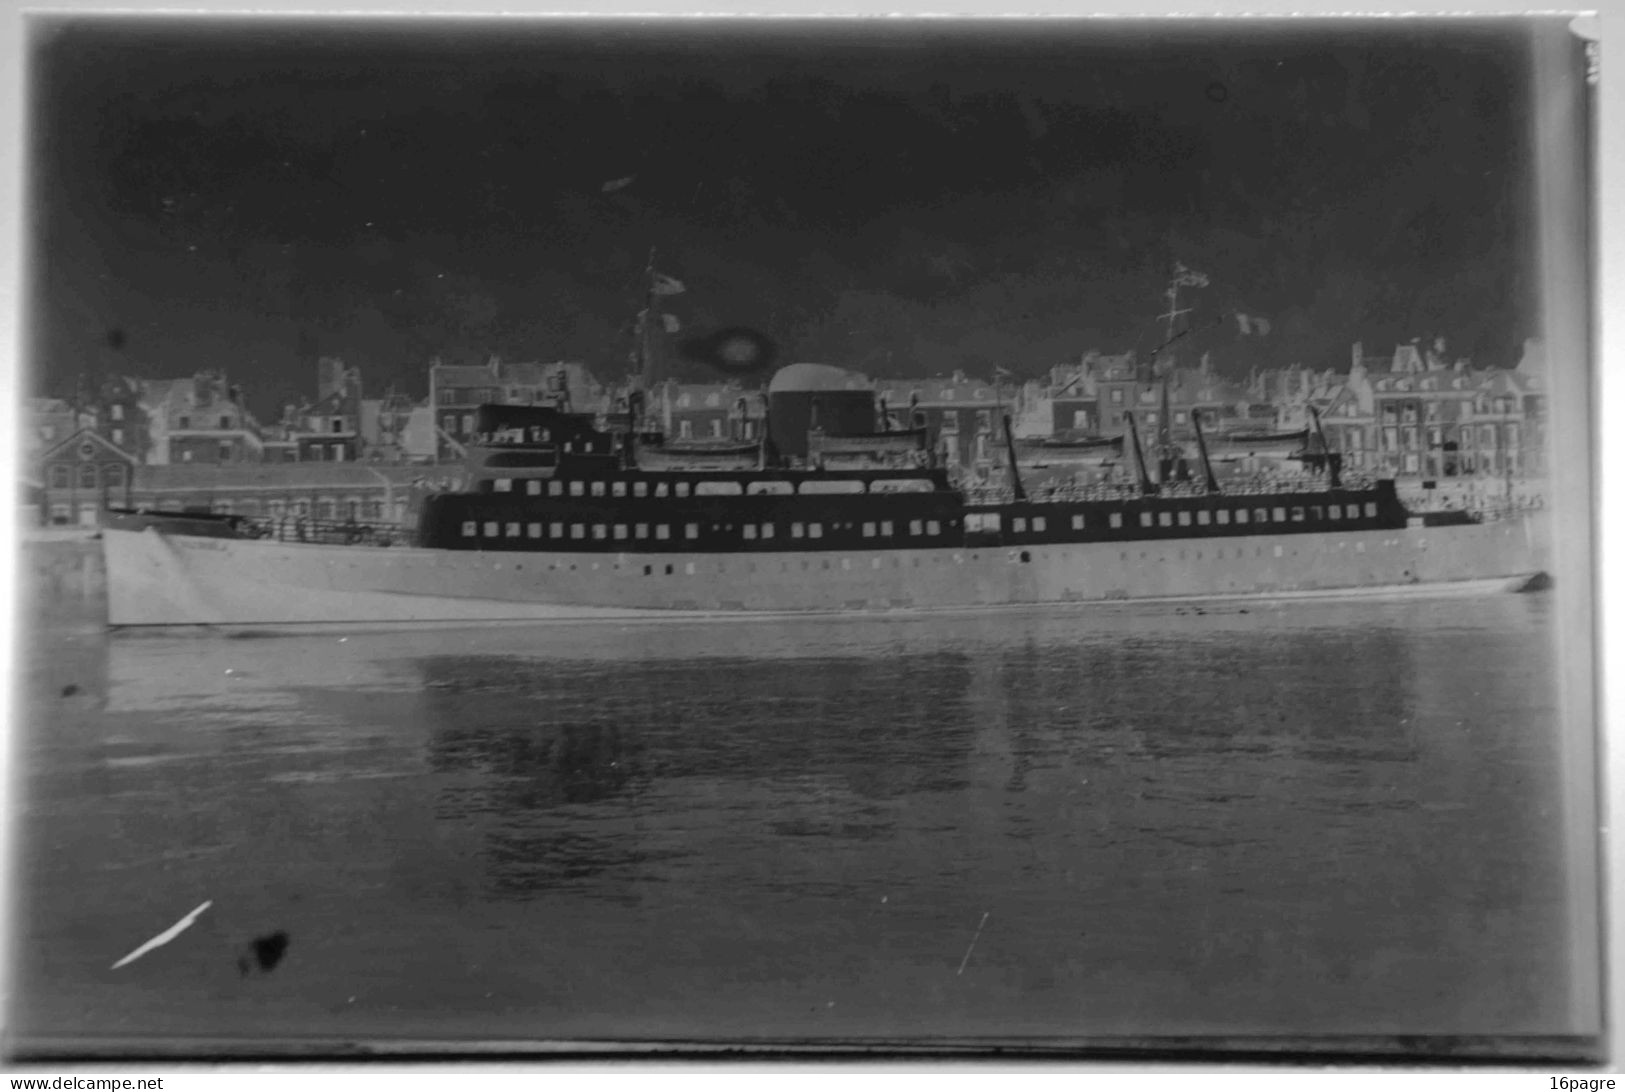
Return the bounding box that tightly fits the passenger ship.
[101,364,1547,628]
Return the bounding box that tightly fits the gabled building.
[1008,357,1102,440]
[873,372,1011,471]
[24,398,78,465]
[1047,359,1102,438]
[1466,368,1545,480]
[1090,351,1143,433]
[69,375,155,462]
[1368,366,1482,478]
[37,428,136,526]
[1304,340,1547,483]
[1316,381,1374,473]
[281,357,364,462]
[139,372,263,466]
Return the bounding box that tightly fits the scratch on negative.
[111,901,213,970]
[957,911,990,976]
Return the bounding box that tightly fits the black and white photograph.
[6,12,1606,1065]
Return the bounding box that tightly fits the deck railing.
[963,474,1373,507]
[240,517,417,548]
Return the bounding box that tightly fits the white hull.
[102,516,1548,629]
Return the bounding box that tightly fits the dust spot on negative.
[237,930,291,975]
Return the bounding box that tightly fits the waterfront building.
[359,388,433,463]
[138,371,264,466]
[1475,364,1546,479]
[81,375,153,461]
[123,462,433,527]
[872,371,1011,472]
[37,428,138,526]
[1046,361,1102,437]
[647,380,767,443]
[1149,366,1252,439]
[277,357,365,463]
[25,398,79,464]
[399,404,440,462]
[1315,339,1547,484]
[428,357,604,461]
[1316,376,1375,474]
[1090,351,1143,433]
[1007,356,1102,440]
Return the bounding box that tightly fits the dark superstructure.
[416,378,1468,558]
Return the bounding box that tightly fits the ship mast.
[1001,413,1027,501]
[1156,372,1175,484]
[1149,262,1209,485]
[1307,406,1342,489]
[636,247,660,395]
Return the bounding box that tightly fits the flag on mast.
[635,309,683,333]
[650,272,686,296]
[1173,262,1210,288]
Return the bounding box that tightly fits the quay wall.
[21,532,108,625]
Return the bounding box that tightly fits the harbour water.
[7,592,1601,1056]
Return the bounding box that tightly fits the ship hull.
[103,515,1548,628]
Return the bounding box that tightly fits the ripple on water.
[9,593,1594,1046]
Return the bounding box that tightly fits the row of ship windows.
[460,518,950,542]
[489,477,931,498]
[487,477,1384,528]
[971,501,1381,534]
[457,501,1382,544]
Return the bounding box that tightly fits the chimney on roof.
[1517,337,1544,372]
[317,357,350,402]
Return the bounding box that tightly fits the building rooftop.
[871,376,1007,403]
[131,464,428,490]
[430,364,500,387]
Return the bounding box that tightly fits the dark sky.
[28,17,1547,417]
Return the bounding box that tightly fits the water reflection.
[404,607,1457,901]
[12,592,1590,1044]
[414,650,977,896]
